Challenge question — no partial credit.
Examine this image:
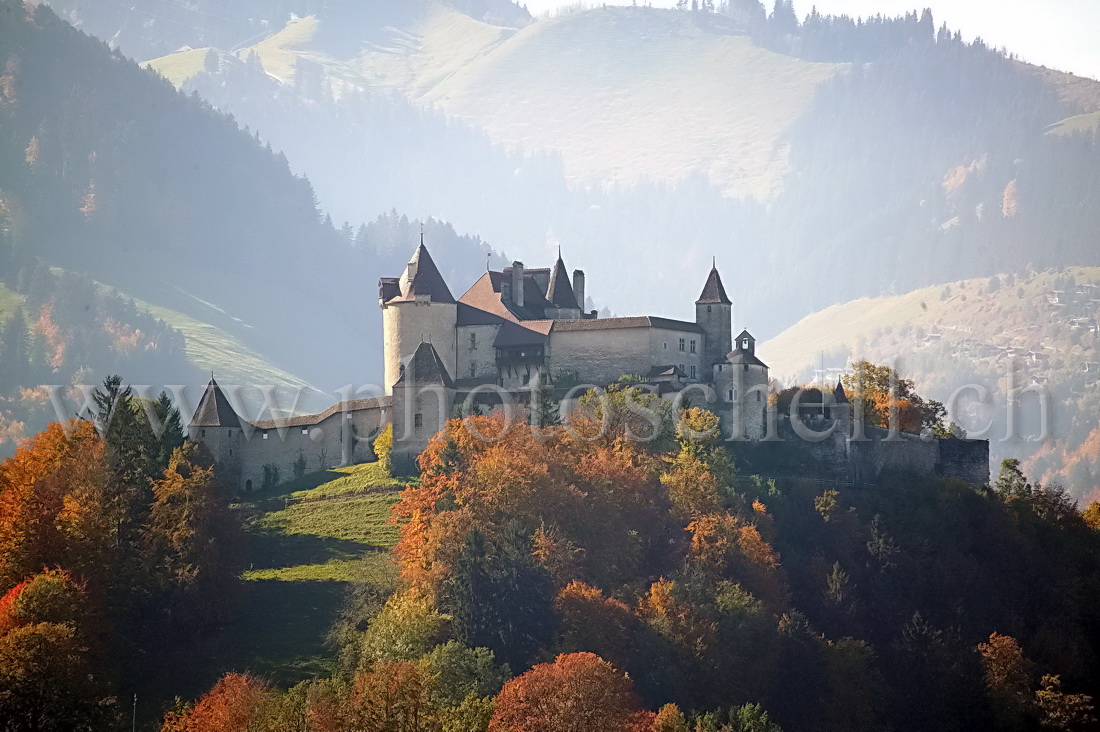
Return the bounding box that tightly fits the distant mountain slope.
[348,6,839,199]
[153,5,839,200]
[1,1,505,397]
[761,267,1100,498]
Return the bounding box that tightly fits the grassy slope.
[141,47,211,86]
[0,282,25,319]
[1046,111,1100,136]
[353,6,841,199]
[140,462,407,722]
[134,298,310,390]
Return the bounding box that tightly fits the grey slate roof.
[387,244,455,304]
[834,380,850,404]
[727,349,768,368]
[545,254,579,309]
[550,316,704,333]
[696,266,732,305]
[394,341,456,388]
[191,378,241,428]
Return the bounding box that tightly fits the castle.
[189,242,988,489]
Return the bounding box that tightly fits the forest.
[3,377,1100,730]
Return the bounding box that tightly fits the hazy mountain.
[124,2,1100,339]
[0,1,507,453]
[761,266,1100,499]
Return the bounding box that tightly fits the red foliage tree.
[488,652,650,732]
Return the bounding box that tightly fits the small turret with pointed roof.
[543,248,582,319]
[696,259,732,306]
[833,379,850,405]
[546,248,579,310]
[191,376,241,429]
[697,260,733,369]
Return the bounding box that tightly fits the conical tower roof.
[397,242,455,303]
[191,377,241,427]
[394,342,455,388]
[546,251,578,309]
[696,264,732,305]
[834,380,850,404]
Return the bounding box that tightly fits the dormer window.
[741,338,750,350]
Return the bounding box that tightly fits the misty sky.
[524,0,1100,81]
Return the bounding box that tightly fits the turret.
[696,262,733,369]
[544,250,582,320]
[189,377,244,486]
[379,241,458,395]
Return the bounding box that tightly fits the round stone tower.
[379,241,458,395]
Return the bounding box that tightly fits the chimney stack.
[572,270,585,311]
[512,261,524,308]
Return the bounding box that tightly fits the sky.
[522,0,1100,81]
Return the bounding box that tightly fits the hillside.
[347,6,840,199]
[761,267,1100,498]
[146,5,841,199]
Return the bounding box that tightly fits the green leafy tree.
[446,525,555,672]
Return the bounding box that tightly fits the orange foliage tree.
[161,673,269,732]
[488,652,651,732]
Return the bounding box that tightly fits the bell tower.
[695,260,733,370]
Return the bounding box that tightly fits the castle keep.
[191,241,988,489]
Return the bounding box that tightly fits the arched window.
[245,479,252,491]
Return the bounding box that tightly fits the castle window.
[262,431,269,440]
[728,389,734,401]
[742,338,750,349]
[757,392,761,402]
[229,449,232,456]
[469,333,476,349]
[690,365,697,378]
[690,340,696,353]
[664,342,667,350]
[707,305,712,313]
[302,428,309,435]
[679,338,685,352]
[414,413,424,431]
[201,429,206,438]
[470,362,476,378]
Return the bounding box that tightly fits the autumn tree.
[0,568,112,730]
[978,633,1033,729]
[161,673,269,732]
[145,441,241,626]
[1034,675,1096,730]
[488,653,650,732]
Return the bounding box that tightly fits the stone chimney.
[572,270,585,311]
[512,261,524,308]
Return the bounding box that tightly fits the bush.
[374,423,394,476]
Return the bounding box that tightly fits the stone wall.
[456,324,502,381]
[220,405,387,491]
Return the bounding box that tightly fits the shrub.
[375,423,394,476]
